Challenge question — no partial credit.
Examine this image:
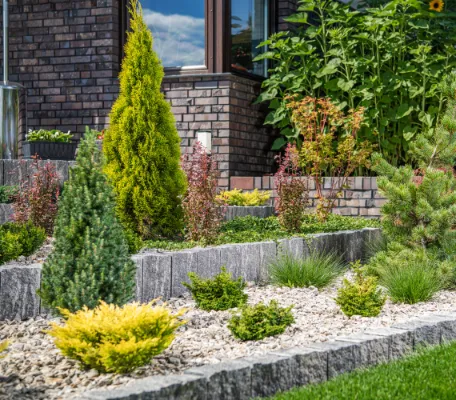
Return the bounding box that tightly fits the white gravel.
[1,273,456,400]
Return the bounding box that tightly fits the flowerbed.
[144,215,380,252]
[1,273,455,400]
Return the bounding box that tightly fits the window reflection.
[140,0,205,68]
[231,0,269,76]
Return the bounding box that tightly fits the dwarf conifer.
[103,0,186,239]
[38,128,136,313]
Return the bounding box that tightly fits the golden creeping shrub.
[0,341,8,359]
[216,189,271,206]
[48,301,186,373]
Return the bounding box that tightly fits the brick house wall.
[0,0,295,180]
[1,0,121,154]
[165,73,275,187]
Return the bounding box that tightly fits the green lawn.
[268,343,456,400]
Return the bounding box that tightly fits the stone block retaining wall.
[231,176,386,218]
[0,228,381,321]
[75,313,456,400]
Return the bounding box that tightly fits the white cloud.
[143,9,205,67]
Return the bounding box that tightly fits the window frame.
[120,0,276,77]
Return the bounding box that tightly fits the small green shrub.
[380,260,444,304]
[0,185,18,203]
[228,300,294,341]
[0,222,46,265]
[183,267,247,311]
[27,128,73,143]
[336,261,386,317]
[48,301,186,373]
[269,251,344,289]
[0,341,8,359]
[216,188,271,206]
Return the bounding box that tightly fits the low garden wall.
[224,206,275,220]
[0,160,74,187]
[231,176,386,218]
[0,204,13,224]
[76,313,456,400]
[0,228,381,321]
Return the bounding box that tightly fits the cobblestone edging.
[224,206,275,221]
[74,313,456,400]
[0,228,381,321]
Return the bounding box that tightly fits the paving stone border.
[224,206,276,221]
[74,313,456,400]
[0,228,381,321]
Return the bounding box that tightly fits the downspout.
[3,0,7,83]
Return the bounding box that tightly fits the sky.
[141,0,206,67]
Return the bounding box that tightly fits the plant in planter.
[216,189,271,206]
[23,129,77,160]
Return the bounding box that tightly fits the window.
[140,0,206,68]
[231,0,270,77]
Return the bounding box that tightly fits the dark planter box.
[224,206,276,221]
[22,141,77,160]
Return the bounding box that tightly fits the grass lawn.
[268,343,456,400]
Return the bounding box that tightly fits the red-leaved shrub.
[13,158,60,235]
[181,142,224,243]
[274,144,309,233]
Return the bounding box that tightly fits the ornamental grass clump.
[12,158,60,235]
[0,222,46,265]
[103,0,186,240]
[380,258,443,305]
[48,301,186,373]
[336,261,386,317]
[274,144,309,232]
[269,251,344,289]
[183,267,247,311]
[182,141,225,243]
[38,129,135,313]
[228,300,294,341]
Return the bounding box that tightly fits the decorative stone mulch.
[1,275,456,400]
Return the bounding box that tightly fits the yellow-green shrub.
[336,262,386,317]
[48,301,186,373]
[0,341,8,359]
[216,189,271,206]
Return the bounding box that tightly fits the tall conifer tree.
[39,129,135,313]
[103,0,186,239]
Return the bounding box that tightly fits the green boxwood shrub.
[336,262,386,317]
[183,267,247,311]
[0,222,46,265]
[0,186,18,203]
[228,300,294,341]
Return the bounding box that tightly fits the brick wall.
[230,176,386,217]
[2,0,121,152]
[164,73,276,188]
[277,0,298,30]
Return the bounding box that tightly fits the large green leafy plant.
[256,0,456,165]
[39,129,136,313]
[103,0,186,240]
